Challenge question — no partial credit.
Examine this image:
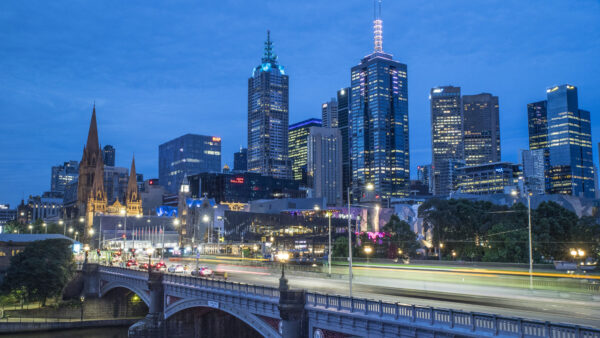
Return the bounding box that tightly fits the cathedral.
[76,106,142,242]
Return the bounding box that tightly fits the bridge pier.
[278,267,307,338]
[82,262,100,298]
[129,271,165,338]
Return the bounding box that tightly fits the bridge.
[82,263,600,337]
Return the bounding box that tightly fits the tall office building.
[546,85,594,198]
[51,160,79,196]
[527,101,548,151]
[416,164,432,192]
[337,87,351,201]
[322,98,338,128]
[289,119,322,185]
[350,3,409,201]
[247,31,291,179]
[462,93,500,166]
[233,148,248,172]
[521,149,545,195]
[158,134,222,194]
[307,127,343,206]
[102,145,115,167]
[430,86,463,196]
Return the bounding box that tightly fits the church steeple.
[86,104,100,155]
[77,105,103,216]
[126,155,142,215]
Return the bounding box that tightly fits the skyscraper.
[102,145,115,166]
[288,119,322,185]
[158,134,222,194]
[546,85,594,198]
[51,160,79,196]
[416,164,432,193]
[247,31,291,180]
[307,127,343,206]
[350,3,409,201]
[430,86,463,196]
[462,93,500,166]
[321,98,338,128]
[521,149,545,195]
[337,87,351,201]
[527,100,548,151]
[233,148,248,172]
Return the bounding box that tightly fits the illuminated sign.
[148,179,158,185]
[212,136,221,142]
[230,177,244,184]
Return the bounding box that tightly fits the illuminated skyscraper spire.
[373,0,383,52]
[262,30,277,64]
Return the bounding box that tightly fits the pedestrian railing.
[162,273,280,299]
[306,292,600,338]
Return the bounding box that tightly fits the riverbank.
[8,325,129,337]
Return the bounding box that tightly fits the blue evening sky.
[1,1,599,206]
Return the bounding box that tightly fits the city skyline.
[1,0,599,206]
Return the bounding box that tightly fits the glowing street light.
[42,222,47,234]
[28,225,33,234]
[366,183,374,191]
[363,246,373,264]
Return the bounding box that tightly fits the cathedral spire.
[86,105,100,154]
[126,155,142,215]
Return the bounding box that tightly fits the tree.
[332,236,349,258]
[382,215,420,257]
[1,239,75,306]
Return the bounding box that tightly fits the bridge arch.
[164,298,280,338]
[99,281,151,307]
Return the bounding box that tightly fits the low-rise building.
[457,162,522,195]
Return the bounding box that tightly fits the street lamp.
[42,222,47,234]
[277,251,290,278]
[439,243,444,261]
[202,214,210,245]
[59,220,64,235]
[74,231,79,242]
[146,247,154,272]
[120,208,127,257]
[28,225,33,234]
[366,183,374,191]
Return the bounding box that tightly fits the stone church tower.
[77,105,102,215]
[125,156,142,216]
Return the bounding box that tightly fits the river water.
[9,326,128,338]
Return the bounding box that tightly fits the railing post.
[449,309,454,328]
[350,297,354,312]
[494,315,498,336]
[471,313,476,332]
[395,303,399,320]
[337,295,341,311]
[430,307,434,325]
[411,305,416,322]
[544,321,550,338]
[379,300,383,317]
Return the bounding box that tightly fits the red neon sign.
[230,177,244,184]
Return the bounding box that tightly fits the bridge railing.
[306,292,600,338]
[97,265,149,279]
[162,273,280,300]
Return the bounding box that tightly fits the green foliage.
[419,199,600,263]
[332,236,349,258]
[1,239,75,306]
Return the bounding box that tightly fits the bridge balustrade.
[306,292,600,338]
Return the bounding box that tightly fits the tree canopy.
[419,199,600,262]
[1,239,75,306]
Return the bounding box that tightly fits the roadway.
[158,256,600,329]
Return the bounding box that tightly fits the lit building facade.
[50,161,79,197]
[158,134,222,194]
[307,127,343,206]
[337,87,351,202]
[430,86,463,196]
[416,164,432,193]
[247,31,291,180]
[289,119,322,185]
[527,100,548,151]
[457,162,522,195]
[350,6,409,201]
[462,93,500,166]
[321,98,338,128]
[546,85,594,198]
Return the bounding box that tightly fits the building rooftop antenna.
[373,0,383,53]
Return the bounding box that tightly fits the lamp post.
[512,189,534,286]
[59,220,64,235]
[120,209,127,258]
[327,211,332,276]
[202,213,210,247]
[346,183,374,297]
[277,251,290,282]
[42,222,47,234]
[28,225,33,234]
[74,231,79,242]
[439,243,444,261]
[570,249,586,273]
[146,247,154,272]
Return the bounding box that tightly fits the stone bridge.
[82,264,600,338]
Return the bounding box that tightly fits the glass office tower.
[350,6,409,201]
[337,87,351,202]
[247,31,291,179]
[546,85,594,198]
[430,86,463,196]
[462,93,500,166]
[288,118,322,185]
[158,134,222,194]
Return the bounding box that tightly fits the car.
[126,259,138,267]
[191,266,214,277]
[154,261,167,271]
[168,264,185,273]
[138,263,150,270]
